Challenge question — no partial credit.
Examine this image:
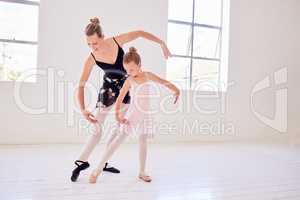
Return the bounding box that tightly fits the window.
[167,0,230,91]
[0,0,40,82]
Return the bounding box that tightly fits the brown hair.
[85,17,103,37]
[123,47,141,65]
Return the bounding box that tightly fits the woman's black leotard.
[91,37,130,108]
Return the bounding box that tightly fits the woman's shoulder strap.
[90,52,96,61]
[113,37,121,47]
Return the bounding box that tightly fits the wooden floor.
[0,142,300,200]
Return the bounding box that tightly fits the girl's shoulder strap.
[144,71,152,81]
[127,76,137,86]
[144,71,149,79]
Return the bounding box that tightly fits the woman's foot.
[138,173,152,182]
[71,160,90,182]
[89,169,102,184]
[103,162,120,173]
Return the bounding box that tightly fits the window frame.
[167,0,224,91]
[0,0,40,82]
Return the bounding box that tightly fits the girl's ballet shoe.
[138,174,152,182]
[89,170,101,184]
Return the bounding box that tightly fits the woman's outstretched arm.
[115,30,171,59]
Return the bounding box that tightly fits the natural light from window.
[0,0,39,82]
[167,0,230,92]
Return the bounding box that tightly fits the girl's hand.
[120,118,130,125]
[160,42,171,59]
[82,109,98,123]
[117,114,130,125]
[174,90,180,104]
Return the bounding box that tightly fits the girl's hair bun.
[129,46,137,53]
[90,17,100,25]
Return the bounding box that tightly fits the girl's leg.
[100,103,130,173]
[106,103,130,148]
[89,104,130,183]
[138,134,152,182]
[89,131,128,183]
[138,134,148,174]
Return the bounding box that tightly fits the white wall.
[0,0,299,144]
[226,0,300,142]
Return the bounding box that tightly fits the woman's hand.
[160,41,171,59]
[174,89,180,104]
[82,109,98,123]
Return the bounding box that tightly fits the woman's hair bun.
[90,17,100,25]
[129,47,137,53]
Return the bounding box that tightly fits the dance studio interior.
[0,0,299,199]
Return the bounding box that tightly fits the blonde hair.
[123,47,141,65]
[85,17,104,37]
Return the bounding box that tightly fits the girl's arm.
[78,55,97,123]
[146,72,180,104]
[114,30,171,59]
[115,79,131,124]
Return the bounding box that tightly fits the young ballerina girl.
[89,47,180,183]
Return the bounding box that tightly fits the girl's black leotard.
[91,37,130,108]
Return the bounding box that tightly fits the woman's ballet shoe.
[89,169,101,184]
[138,174,152,182]
[103,162,120,173]
[71,160,90,182]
